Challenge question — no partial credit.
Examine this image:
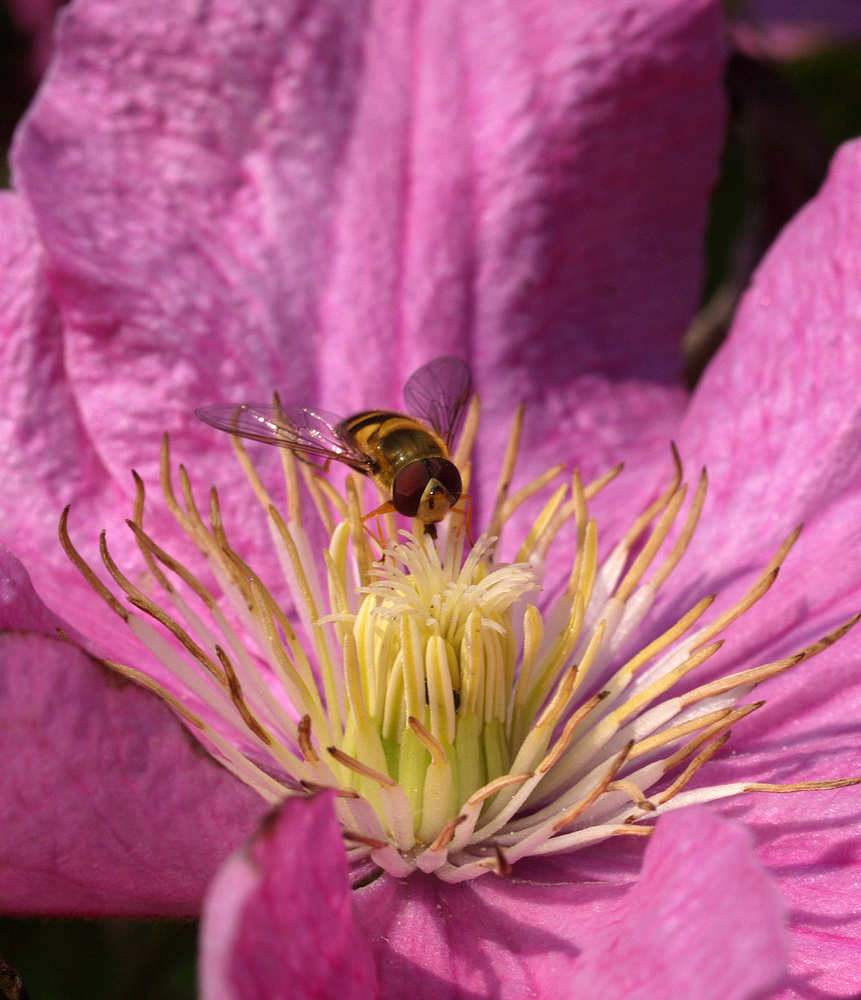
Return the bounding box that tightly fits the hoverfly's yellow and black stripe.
[342,410,450,492]
[197,357,470,533]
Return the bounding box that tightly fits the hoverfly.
[196,357,471,537]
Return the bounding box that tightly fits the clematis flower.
[1,1,861,999]
[56,383,858,1000]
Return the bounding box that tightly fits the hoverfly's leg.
[361,500,397,550]
[294,454,334,472]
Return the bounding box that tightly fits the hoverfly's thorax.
[378,425,445,469]
[344,411,449,488]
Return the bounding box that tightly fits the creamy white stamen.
[60,401,860,882]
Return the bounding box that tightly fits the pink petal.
[8,0,724,544]
[660,137,861,996]
[679,138,861,571]
[0,625,265,916]
[661,134,861,759]
[692,629,861,997]
[0,189,247,663]
[344,807,785,999]
[569,808,787,999]
[0,192,126,613]
[200,794,377,1000]
[0,543,75,637]
[638,135,861,747]
[0,191,105,512]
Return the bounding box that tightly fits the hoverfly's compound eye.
[392,459,463,518]
[391,462,432,517]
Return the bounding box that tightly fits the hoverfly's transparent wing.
[403,356,472,448]
[195,403,375,472]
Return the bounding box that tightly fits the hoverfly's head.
[392,458,462,526]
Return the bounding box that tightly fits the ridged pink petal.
[0,631,266,916]
[678,139,861,572]
[200,794,377,1000]
[205,803,785,999]
[0,546,265,916]
[0,543,76,637]
[690,625,861,997]
[6,0,724,576]
[0,191,247,652]
[0,192,127,621]
[564,808,787,1000]
[650,137,861,997]
[0,202,230,696]
[664,134,861,786]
